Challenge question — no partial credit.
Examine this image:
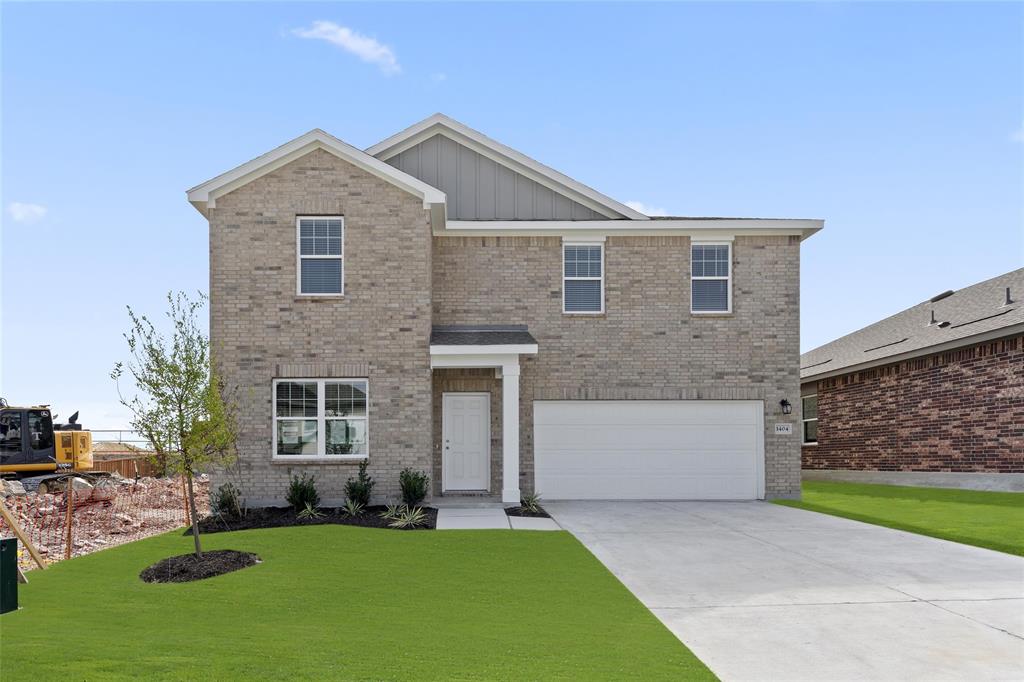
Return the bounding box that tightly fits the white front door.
[442,393,490,491]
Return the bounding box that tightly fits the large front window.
[274,379,368,457]
[297,217,343,295]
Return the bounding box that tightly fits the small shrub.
[297,502,324,520]
[380,503,403,521]
[520,492,543,514]
[344,460,374,507]
[399,468,430,507]
[342,499,365,517]
[388,505,428,529]
[212,482,243,517]
[286,473,320,512]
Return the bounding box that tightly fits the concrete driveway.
[545,501,1024,681]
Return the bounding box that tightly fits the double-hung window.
[691,242,731,313]
[802,395,818,444]
[563,243,604,314]
[297,216,343,295]
[274,379,368,458]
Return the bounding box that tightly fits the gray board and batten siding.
[384,133,609,221]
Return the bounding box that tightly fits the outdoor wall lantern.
[779,399,793,415]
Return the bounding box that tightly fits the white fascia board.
[430,344,539,357]
[366,113,649,221]
[801,322,1024,382]
[186,129,447,217]
[442,219,824,241]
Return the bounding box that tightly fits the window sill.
[801,442,818,447]
[691,311,733,317]
[563,311,606,317]
[271,455,367,464]
[294,295,345,302]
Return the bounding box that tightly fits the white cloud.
[292,20,400,75]
[7,202,48,224]
[1012,122,1024,143]
[625,200,668,217]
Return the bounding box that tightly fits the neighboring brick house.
[187,114,822,506]
[800,268,1024,490]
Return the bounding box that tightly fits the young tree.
[112,291,237,558]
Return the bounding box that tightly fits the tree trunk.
[186,472,202,558]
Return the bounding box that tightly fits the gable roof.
[801,268,1024,381]
[186,129,446,217]
[365,113,648,221]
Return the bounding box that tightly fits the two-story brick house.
[187,114,823,505]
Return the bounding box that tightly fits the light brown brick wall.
[432,235,804,498]
[209,148,433,504]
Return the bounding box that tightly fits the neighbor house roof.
[801,268,1024,381]
[186,128,446,217]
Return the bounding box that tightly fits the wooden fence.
[89,456,162,478]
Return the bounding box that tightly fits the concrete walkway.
[435,507,561,530]
[546,500,1024,682]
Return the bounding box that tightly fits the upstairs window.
[297,217,343,295]
[563,243,604,314]
[691,243,731,313]
[802,395,818,444]
[274,379,368,458]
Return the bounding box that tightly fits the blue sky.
[2,2,1022,428]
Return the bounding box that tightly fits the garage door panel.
[537,424,758,451]
[534,400,763,500]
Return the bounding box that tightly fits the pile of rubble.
[0,474,210,568]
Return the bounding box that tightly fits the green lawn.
[2,526,713,681]
[775,481,1024,556]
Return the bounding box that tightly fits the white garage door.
[534,400,764,500]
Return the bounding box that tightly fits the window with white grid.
[274,379,368,458]
[297,217,343,295]
[563,243,604,313]
[691,243,731,313]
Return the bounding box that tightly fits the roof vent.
[1004,287,1013,307]
[928,309,937,325]
[930,290,955,303]
[937,321,951,328]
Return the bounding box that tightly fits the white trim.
[365,114,648,220]
[441,392,491,493]
[801,394,818,445]
[296,216,344,297]
[442,219,822,241]
[801,323,1024,381]
[186,129,447,217]
[691,241,732,315]
[430,344,538,357]
[563,242,605,315]
[271,378,369,460]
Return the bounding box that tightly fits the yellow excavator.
[0,399,105,493]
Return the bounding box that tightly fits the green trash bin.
[1,537,17,614]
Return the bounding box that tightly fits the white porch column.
[501,360,521,504]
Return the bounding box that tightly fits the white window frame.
[802,394,818,445]
[690,240,732,314]
[272,378,369,460]
[562,241,605,315]
[296,216,344,297]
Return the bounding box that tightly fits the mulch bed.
[505,506,551,518]
[140,549,260,583]
[189,506,438,535]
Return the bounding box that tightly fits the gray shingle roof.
[801,268,1024,380]
[430,325,537,346]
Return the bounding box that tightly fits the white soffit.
[186,129,447,217]
[366,113,649,221]
[442,219,824,241]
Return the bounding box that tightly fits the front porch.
[429,325,538,505]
